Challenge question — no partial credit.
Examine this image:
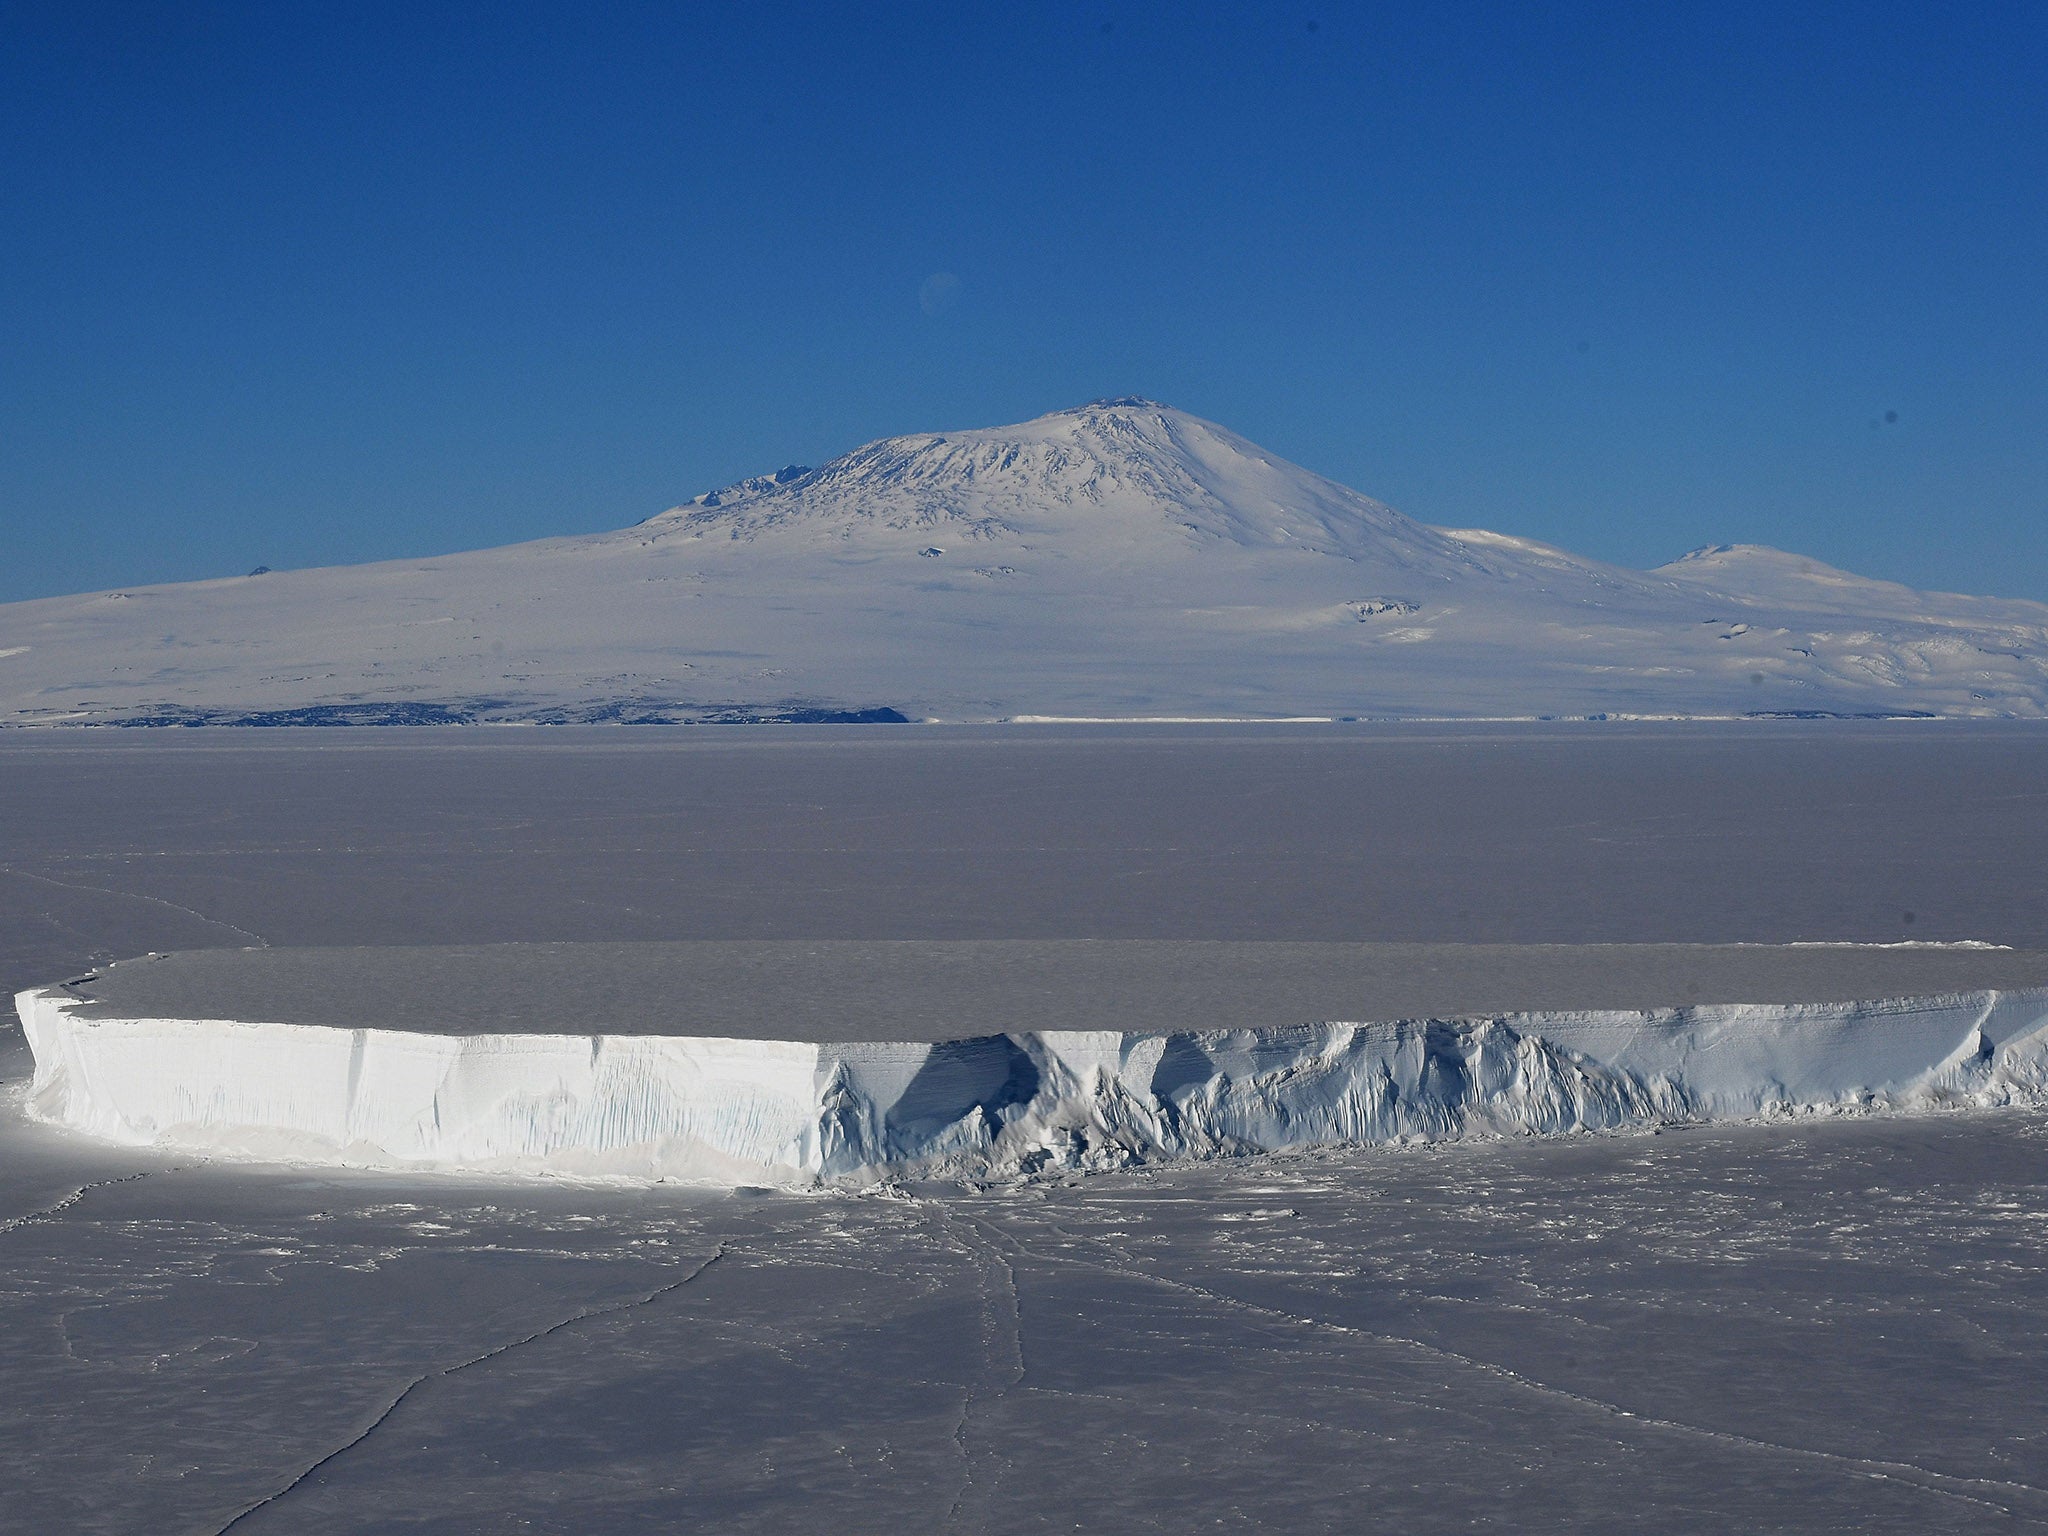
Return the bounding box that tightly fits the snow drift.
[18,984,2048,1186]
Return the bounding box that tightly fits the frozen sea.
[6,721,2048,1532]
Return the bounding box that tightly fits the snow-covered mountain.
[3,398,2044,723]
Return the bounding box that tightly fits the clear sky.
[3,1,2043,603]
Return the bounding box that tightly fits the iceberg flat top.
[50,940,2048,1043]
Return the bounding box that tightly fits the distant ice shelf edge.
[17,986,2048,1187]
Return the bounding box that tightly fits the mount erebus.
[4,398,2044,724]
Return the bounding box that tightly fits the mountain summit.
[645,398,1476,572]
[2,401,2044,724]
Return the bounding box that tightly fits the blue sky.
[3,1,2043,602]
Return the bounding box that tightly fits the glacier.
[19,983,2048,1186]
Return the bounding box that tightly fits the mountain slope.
[2,399,2044,723]
[647,396,1479,567]
[1659,543,2048,627]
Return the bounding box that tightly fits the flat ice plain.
[7,722,2048,1531]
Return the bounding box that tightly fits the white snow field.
[21,942,2048,1184]
[3,398,2046,726]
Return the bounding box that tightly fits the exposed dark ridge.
[62,699,913,728]
[102,702,493,728]
[1746,709,1940,721]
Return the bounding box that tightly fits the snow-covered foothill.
[18,982,2048,1187]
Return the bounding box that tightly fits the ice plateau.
[3,398,2046,724]
[19,979,2048,1187]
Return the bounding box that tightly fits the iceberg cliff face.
[18,986,2048,1186]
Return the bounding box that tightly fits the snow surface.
[22,959,2048,1185]
[15,1083,2048,1534]
[4,398,2045,724]
[50,939,2048,1040]
[11,734,2048,1530]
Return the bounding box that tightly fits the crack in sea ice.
[0,1167,185,1239]
[1021,1218,2048,1521]
[0,862,272,947]
[920,1204,1026,1527]
[208,1243,728,1534]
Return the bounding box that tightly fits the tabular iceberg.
[18,983,2048,1186]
